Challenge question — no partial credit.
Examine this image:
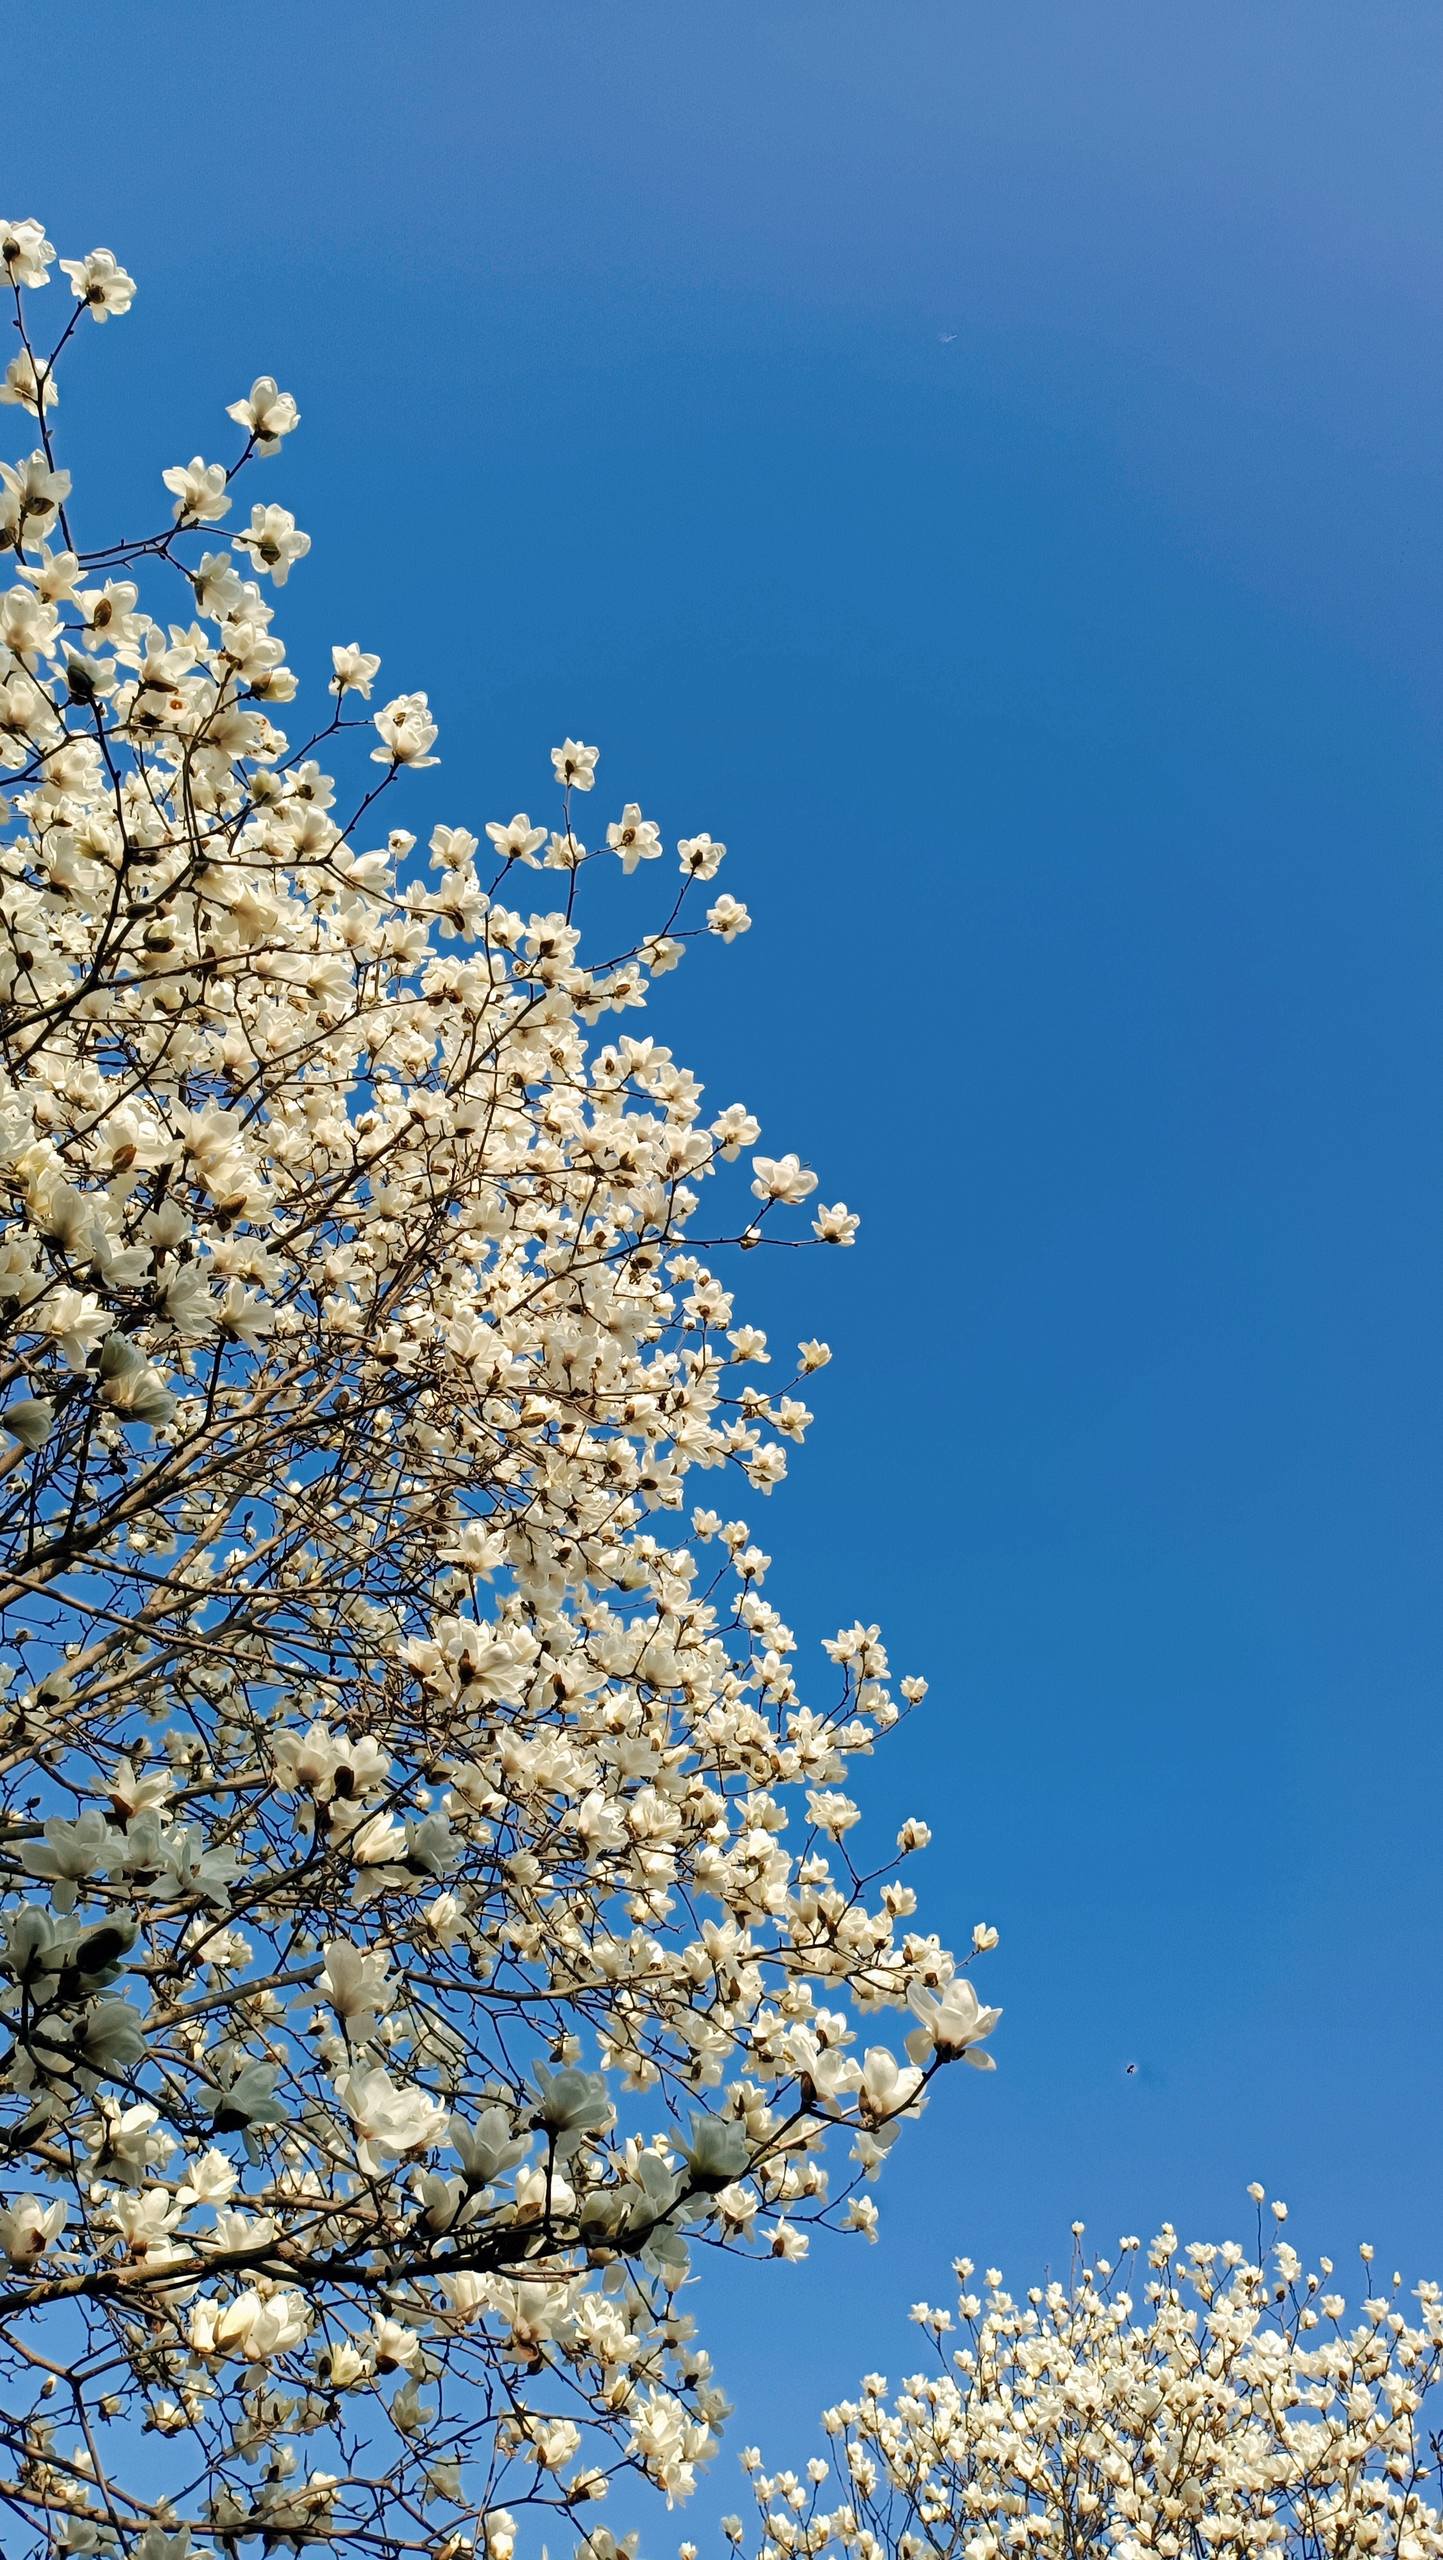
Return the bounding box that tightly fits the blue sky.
[20,0,1443,2527]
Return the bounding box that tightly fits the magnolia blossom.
[486,810,549,864]
[58,246,136,319]
[608,801,664,872]
[0,2194,65,2262]
[552,736,599,790]
[680,831,726,879]
[855,2048,924,2125]
[331,637,381,696]
[162,455,230,524]
[237,499,310,583]
[751,1153,819,1206]
[190,2285,311,2363]
[0,351,57,415]
[0,219,55,290]
[337,2065,451,2172]
[905,1976,1002,2066]
[226,373,300,448]
[373,685,439,763]
[707,893,753,940]
[319,1937,396,2039]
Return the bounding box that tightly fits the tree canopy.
[0,216,997,2560]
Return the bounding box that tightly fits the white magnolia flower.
[2,1395,53,1449]
[319,1938,395,2039]
[175,2146,239,2210]
[0,351,57,415]
[679,832,726,879]
[238,501,310,584]
[551,736,599,790]
[856,2047,924,2124]
[226,375,300,450]
[59,247,136,320]
[190,2286,311,2363]
[0,217,55,289]
[330,640,381,697]
[0,451,70,545]
[337,2065,450,2174]
[607,802,663,873]
[751,1152,819,1206]
[0,2195,66,2262]
[34,1285,108,1369]
[812,1200,860,1244]
[905,1977,1002,2068]
[706,893,751,940]
[162,457,231,525]
[372,689,439,765]
[485,811,548,864]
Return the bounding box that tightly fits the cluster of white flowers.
[738,2207,1443,2560]
[0,222,1000,2558]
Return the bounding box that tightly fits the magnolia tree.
[739,2206,1443,2560]
[0,218,1002,2560]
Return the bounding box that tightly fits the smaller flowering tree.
[736,2203,1443,2560]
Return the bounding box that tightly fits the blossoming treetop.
[738,2207,1443,2560]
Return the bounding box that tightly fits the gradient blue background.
[19,0,1443,2533]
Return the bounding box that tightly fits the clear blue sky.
[22,0,1443,2526]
